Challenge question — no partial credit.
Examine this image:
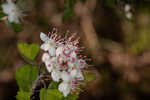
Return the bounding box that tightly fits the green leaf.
[8,22,23,32]
[16,90,30,100]
[40,88,64,100]
[64,94,79,100]
[83,71,96,82]
[48,81,59,89]
[18,43,40,60]
[15,64,38,91]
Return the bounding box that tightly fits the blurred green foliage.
[103,0,116,8]
[62,0,76,22]
[8,22,23,33]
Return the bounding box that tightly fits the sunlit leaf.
[40,88,64,100]
[64,93,79,100]
[15,64,38,91]
[16,90,30,100]
[18,43,40,60]
[48,81,59,89]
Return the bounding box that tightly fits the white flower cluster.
[40,29,88,97]
[124,4,132,19]
[2,0,23,23]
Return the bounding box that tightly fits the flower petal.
[56,46,64,56]
[48,47,56,57]
[70,69,78,78]
[61,71,71,82]
[40,43,49,51]
[58,82,71,97]
[42,53,50,62]
[51,70,60,82]
[8,14,19,23]
[45,61,53,72]
[40,32,49,42]
[76,71,84,80]
[78,59,86,69]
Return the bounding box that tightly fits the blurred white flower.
[124,4,131,12]
[40,32,56,56]
[126,12,132,19]
[2,0,23,23]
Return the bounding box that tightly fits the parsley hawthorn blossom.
[40,32,57,56]
[2,0,23,23]
[40,28,90,97]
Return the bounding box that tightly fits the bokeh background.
[1,0,150,100]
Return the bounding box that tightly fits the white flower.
[42,53,50,62]
[2,0,22,23]
[58,81,72,97]
[75,70,84,80]
[78,59,86,69]
[70,69,78,78]
[70,69,84,80]
[124,4,131,12]
[61,71,72,82]
[40,28,90,96]
[126,12,132,19]
[67,58,84,80]
[45,57,61,82]
[40,32,56,56]
[59,72,75,97]
[51,70,61,82]
[56,45,64,57]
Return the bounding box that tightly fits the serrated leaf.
[40,88,64,100]
[64,94,79,100]
[18,43,40,60]
[15,64,38,91]
[8,22,23,32]
[48,81,59,89]
[16,90,30,100]
[84,71,96,82]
